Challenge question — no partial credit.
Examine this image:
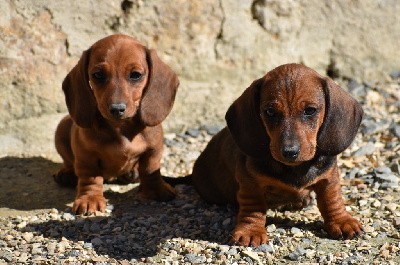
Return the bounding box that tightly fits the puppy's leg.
[72,158,106,215]
[314,165,363,239]
[54,116,77,187]
[230,160,268,247]
[72,174,106,215]
[138,149,176,201]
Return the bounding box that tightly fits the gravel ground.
[1,77,399,264]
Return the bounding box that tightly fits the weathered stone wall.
[0,0,399,155]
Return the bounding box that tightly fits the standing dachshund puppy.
[54,34,179,215]
[190,64,363,246]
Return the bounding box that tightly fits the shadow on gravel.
[22,186,237,260]
[21,184,328,261]
[0,156,75,212]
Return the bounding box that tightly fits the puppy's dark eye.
[129,71,142,81]
[303,107,317,116]
[92,71,106,82]
[265,107,276,117]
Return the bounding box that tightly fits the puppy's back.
[191,127,239,205]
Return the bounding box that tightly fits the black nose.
[109,103,126,118]
[282,145,300,160]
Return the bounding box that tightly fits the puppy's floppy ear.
[317,78,363,156]
[225,78,270,158]
[62,49,97,128]
[140,49,179,126]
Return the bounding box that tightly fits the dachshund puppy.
[190,64,363,246]
[54,34,179,215]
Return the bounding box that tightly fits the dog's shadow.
[22,185,238,260]
[1,156,327,260]
[0,156,75,212]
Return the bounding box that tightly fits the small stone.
[377,174,399,189]
[227,247,238,255]
[203,125,223,135]
[393,217,400,227]
[291,227,303,237]
[186,128,200,137]
[242,250,261,263]
[90,222,101,233]
[348,79,366,97]
[380,249,390,258]
[47,243,56,255]
[18,253,28,263]
[266,224,276,232]
[288,247,307,261]
[385,203,397,212]
[67,250,80,257]
[22,232,34,242]
[389,70,400,80]
[16,221,27,229]
[363,225,375,233]
[353,142,375,157]
[0,250,13,262]
[392,124,400,138]
[219,245,230,253]
[164,133,176,141]
[375,166,392,174]
[222,218,231,226]
[31,244,43,255]
[84,242,93,249]
[288,251,300,261]
[91,237,103,246]
[184,253,206,264]
[372,200,381,208]
[255,243,274,253]
[62,212,75,221]
[359,200,368,207]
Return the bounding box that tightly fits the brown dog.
[54,34,179,215]
[190,64,363,246]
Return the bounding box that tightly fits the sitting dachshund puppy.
[190,64,363,246]
[54,34,179,215]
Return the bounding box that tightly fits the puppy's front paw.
[324,216,362,239]
[230,226,268,247]
[140,181,176,201]
[72,195,106,215]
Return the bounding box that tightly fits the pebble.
[385,203,397,213]
[62,212,75,221]
[185,253,206,264]
[186,128,200,137]
[202,125,223,135]
[389,70,400,80]
[91,237,103,246]
[392,124,400,138]
[222,218,231,226]
[22,232,34,242]
[291,227,304,237]
[242,250,261,263]
[353,142,375,156]
[393,217,400,227]
[255,244,274,253]
[266,224,276,232]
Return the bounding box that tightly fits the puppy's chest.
[101,135,147,175]
[262,181,312,208]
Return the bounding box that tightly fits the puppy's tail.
[163,175,193,186]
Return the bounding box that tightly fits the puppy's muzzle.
[109,103,127,119]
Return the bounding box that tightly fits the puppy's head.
[226,64,363,165]
[62,34,179,128]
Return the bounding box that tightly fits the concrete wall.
[1,0,399,156]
